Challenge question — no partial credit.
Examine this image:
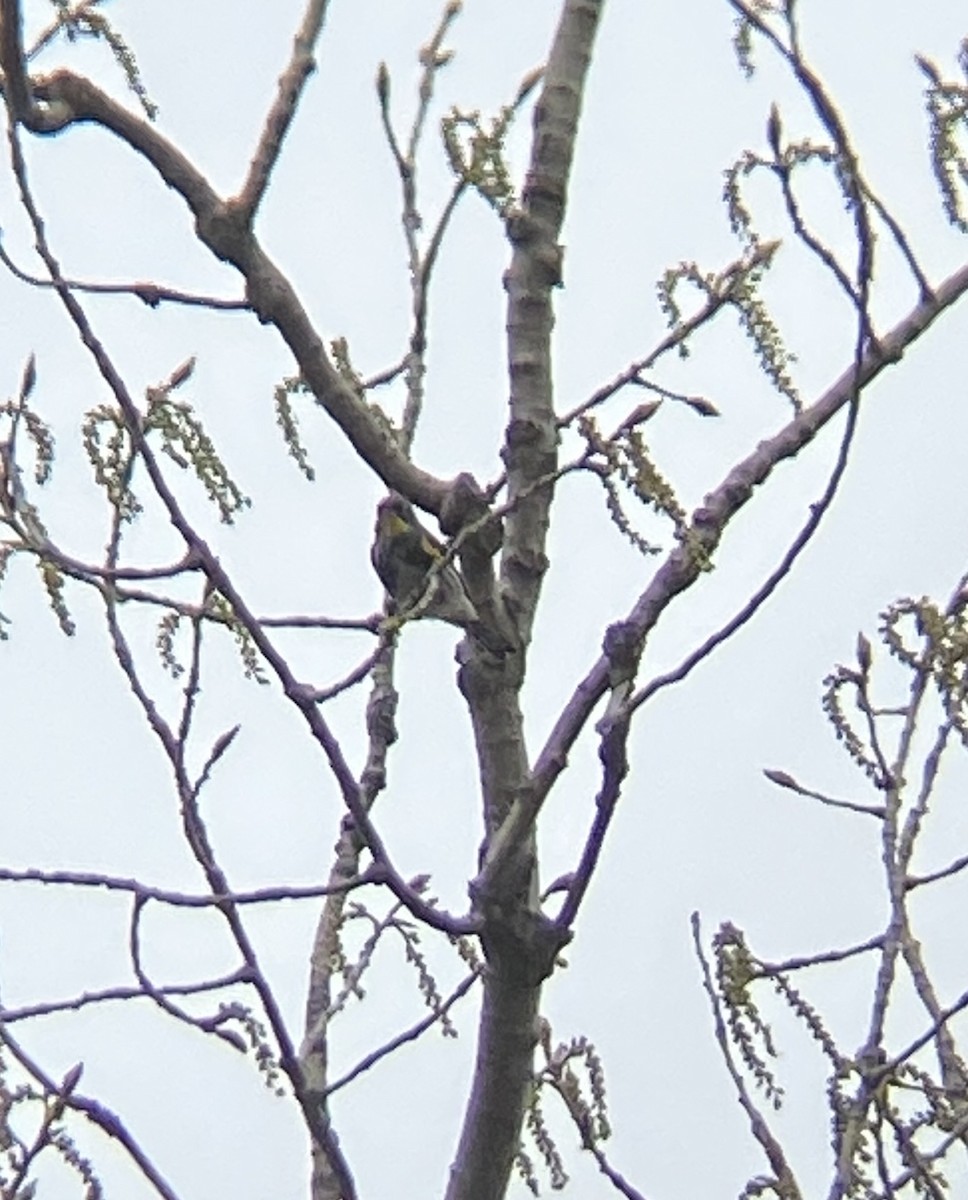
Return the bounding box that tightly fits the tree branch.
[234,0,331,221]
[1,1028,181,1200]
[0,0,449,511]
[531,257,968,807]
[446,5,605,1200]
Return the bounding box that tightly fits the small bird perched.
[371,492,512,656]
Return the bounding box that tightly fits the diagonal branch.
[323,968,481,1099]
[629,378,860,714]
[530,257,968,809]
[0,1028,181,1200]
[3,103,472,938]
[0,0,448,513]
[235,0,332,221]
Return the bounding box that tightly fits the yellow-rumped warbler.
[371,493,512,655]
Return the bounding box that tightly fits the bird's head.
[376,493,413,537]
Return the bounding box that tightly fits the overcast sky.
[2,2,968,1198]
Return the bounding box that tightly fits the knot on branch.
[595,621,641,738]
[365,671,398,748]
[503,417,548,450]
[602,620,640,687]
[196,199,251,266]
[23,71,78,132]
[504,206,540,245]
[502,418,557,483]
[439,473,502,556]
[437,474,518,658]
[476,902,571,987]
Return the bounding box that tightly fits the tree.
[1,1,968,1197]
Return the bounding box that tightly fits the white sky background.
[1,1,968,1197]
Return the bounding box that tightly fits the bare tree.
[1,1,968,1198]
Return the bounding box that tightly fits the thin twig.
[556,241,778,431]
[530,255,968,810]
[755,934,884,976]
[0,864,379,905]
[234,0,333,220]
[5,105,470,938]
[0,970,250,1024]
[1,1027,181,1200]
[763,767,886,818]
[0,235,249,307]
[324,969,480,1098]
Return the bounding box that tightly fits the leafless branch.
[309,646,386,704]
[629,386,861,716]
[3,101,471,940]
[906,851,968,891]
[128,895,248,1052]
[5,42,447,510]
[586,1145,649,1200]
[0,970,251,1024]
[235,0,333,220]
[755,935,885,976]
[762,767,886,818]
[0,235,249,308]
[1,1027,181,1200]
[530,256,968,812]
[556,240,778,430]
[0,864,379,905]
[324,968,480,1098]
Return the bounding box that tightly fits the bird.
[370,493,512,656]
